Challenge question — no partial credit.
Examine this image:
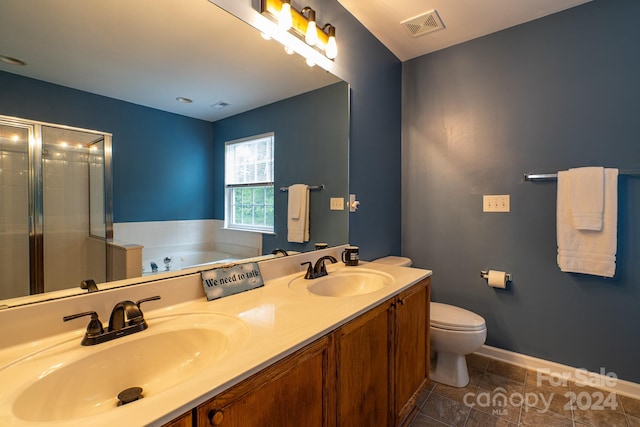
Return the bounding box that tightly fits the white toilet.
[372,256,487,388]
[429,302,486,387]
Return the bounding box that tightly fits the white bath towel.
[287,184,309,243]
[569,166,604,230]
[557,168,618,277]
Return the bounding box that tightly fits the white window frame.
[224,132,275,233]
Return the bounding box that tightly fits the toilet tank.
[371,256,412,267]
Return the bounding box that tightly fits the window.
[225,133,274,233]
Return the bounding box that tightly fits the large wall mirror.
[0,0,349,306]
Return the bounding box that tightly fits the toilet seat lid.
[430,302,486,331]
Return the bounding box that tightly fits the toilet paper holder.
[480,270,512,282]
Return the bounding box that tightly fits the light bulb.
[306,21,318,46]
[260,32,271,40]
[326,34,337,59]
[300,7,318,46]
[322,24,337,59]
[279,2,292,31]
[306,57,316,67]
[284,46,294,55]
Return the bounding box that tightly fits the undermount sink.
[289,268,394,297]
[4,313,247,422]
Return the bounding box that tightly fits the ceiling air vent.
[211,101,230,109]
[401,10,445,38]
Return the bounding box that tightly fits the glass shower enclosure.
[0,115,112,300]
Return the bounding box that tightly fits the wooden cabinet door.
[394,278,430,425]
[163,411,192,427]
[335,301,392,427]
[197,337,333,427]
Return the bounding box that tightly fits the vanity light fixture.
[300,7,318,46]
[260,0,337,60]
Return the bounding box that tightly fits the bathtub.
[142,250,239,275]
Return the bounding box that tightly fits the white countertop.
[0,257,431,427]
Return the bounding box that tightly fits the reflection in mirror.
[0,118,112,300]
[0,122,30,299]
[213,82,350,254]
[0,0,349,306]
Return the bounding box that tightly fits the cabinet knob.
[209,410,224,426]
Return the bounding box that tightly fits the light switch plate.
[330,197,345,210]
[483,195,510,212]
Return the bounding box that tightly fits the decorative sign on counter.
[201,262,264,301]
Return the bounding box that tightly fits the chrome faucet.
[302,255,338,279]
[63,295,161,346]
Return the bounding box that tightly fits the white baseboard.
[476,345,640,400]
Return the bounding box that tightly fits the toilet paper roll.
[487,270,507,288]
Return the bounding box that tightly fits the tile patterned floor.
[408,354,640,427]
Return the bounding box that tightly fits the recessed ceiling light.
[0,55,26,66]
[176,97,193,104]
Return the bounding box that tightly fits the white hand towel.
[287,184,309,243]
[557,168,618,277]
[288,185,302,220]
[569,166,604,230]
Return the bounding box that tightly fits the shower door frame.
[0,115,113,295]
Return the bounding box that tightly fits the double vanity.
[0,247,431,426]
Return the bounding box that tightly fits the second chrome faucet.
[63,296,161,346]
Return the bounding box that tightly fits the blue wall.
[212,82,350,253]
[301,0,403,260]
[0,71,215,223]
[402,0,640,382]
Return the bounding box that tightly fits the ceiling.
[0,0,338,122]
[337,0,592,61]
[0,0,593,122]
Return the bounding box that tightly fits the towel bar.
[280,185,325,192]
[524,169,640,182]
